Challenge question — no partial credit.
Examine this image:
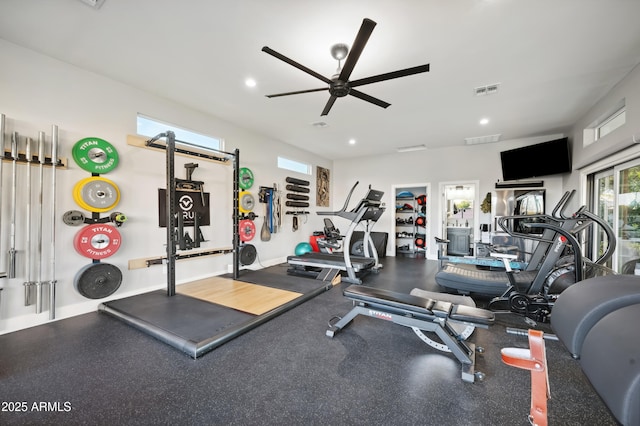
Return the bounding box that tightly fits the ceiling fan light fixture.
[330,43,349,61]
[262,18,430,116]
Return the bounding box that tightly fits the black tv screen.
[500,137,571,181]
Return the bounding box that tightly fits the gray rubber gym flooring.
[0,257,616,425]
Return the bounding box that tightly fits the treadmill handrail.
[318,181,359,216]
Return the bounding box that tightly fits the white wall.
[565,63,640,208]
[3,36,637,334]
[0,40,332,334]
[332,138,566,259]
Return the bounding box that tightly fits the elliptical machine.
[489,204,617,322]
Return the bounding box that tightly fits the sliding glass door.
[593,169,614,268]
[616,159,640,271]
[592,158,640,272]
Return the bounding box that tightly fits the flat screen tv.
[500,137,571,181]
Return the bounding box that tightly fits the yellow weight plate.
[73,176,121,213]
[73,177,94,211]
[239,190,255,213]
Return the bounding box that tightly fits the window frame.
[277,156,311,175]
[136,114,224,151]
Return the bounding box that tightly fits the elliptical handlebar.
[497,214,559,241]
[552,190,576,220]
[522,222,584,282]
[581,210,617,265]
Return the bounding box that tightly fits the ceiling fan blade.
[338,18,377,82]
[320,95,338,116]
[349,64,430,88]
[262,46,332,85]
[349,89,391,109]
[265,87,329,98]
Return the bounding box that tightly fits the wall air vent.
[465,134,501,145]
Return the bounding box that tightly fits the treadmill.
[287,182,385,284]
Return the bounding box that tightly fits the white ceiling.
[1,0,640,160]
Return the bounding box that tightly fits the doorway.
[392,183,430,257]
[440,182,478,256]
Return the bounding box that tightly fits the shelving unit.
[393,184,429,256]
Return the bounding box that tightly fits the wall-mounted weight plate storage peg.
[238,167,254,190]
[73,224,122,260]
[72,137,119,174]
[73,176,121,213]
[74,262,123,299]
[63,210,87,226]
[63,210,127,227]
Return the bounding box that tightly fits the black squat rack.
[145,131,240,296]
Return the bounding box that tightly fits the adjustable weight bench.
[327,285,495,382]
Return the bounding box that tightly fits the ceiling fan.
[261,18,430,116]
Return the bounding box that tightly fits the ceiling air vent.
[78,0,105,8]
[474,83,500,96]
[486,83,500,95]
[465,134,501,145]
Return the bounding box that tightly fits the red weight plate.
[239,219,256,242]
[74,224,122,260]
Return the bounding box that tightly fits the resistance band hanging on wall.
[257,183,283,240]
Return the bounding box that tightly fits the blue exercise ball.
[295,242,313,256]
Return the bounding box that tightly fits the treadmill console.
[365,189,384,203]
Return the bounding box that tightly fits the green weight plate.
[72,137,119,174]
[239,167,254,190]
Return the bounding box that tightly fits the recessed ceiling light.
[245,78,257,88]
[349,139,356,145]
[480,118,489,125]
